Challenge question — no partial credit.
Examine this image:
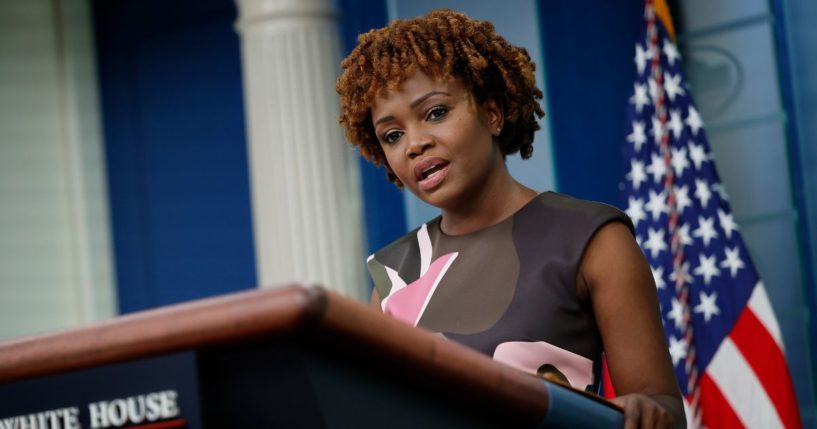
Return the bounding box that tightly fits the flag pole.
[644,0,701,426]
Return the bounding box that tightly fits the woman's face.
[371,70,505,211]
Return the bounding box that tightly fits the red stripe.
[601,356,616,398]
[729,308,803,429]
[700,373,744,429]
[129,419,187,429]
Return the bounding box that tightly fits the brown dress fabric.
[367,192,633,391]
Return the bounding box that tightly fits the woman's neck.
[439,171,538,236]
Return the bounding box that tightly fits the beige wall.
[0,0,115,340]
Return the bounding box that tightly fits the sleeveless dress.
[366,192,633,391]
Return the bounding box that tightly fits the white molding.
[0,0,116,340]
[54,0,117,322]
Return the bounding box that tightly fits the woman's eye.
[383,130,403,144]
[427,106,448,121]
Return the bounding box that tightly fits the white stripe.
[707,338,784,429]
[414,253,458,327]
[748,281,784,350]
[417,224,432,276]
[380,267,407,312]
[682,397,693,426]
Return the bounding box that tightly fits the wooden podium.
[0,284,623,428]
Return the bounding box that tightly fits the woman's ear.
[483,98,504,136]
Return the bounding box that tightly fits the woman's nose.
[406,133,434,159]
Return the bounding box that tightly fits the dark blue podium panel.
[0,352,202,428]
[0,341,512,428]
[195,340,506,428]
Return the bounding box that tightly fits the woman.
[337,9,684,428]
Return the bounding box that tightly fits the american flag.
[618,1,802,427]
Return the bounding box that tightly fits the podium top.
[0,284,553,422]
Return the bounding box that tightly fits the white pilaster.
[235,0,366,299]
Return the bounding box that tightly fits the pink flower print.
[379,223,458,326]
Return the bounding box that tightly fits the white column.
[235,0,366,299]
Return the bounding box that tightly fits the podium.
[0,284,623,428]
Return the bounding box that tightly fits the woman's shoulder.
[535,191,625,215]
[530,191,633,233]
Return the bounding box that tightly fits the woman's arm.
[578,221,686,429]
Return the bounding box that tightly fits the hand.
[610,393,678,429]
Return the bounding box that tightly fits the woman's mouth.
[414,158,450,191]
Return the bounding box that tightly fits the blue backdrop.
[93,0,256,312]
[537,0,643,206]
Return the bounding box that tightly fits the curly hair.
[336,9,545,185]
